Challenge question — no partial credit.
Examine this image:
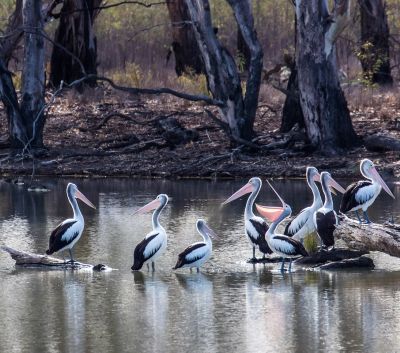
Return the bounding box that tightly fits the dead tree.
[184,0,263,141]
[166,0,204,76]
[359,0,393,85]
[49,0,102,87]
[0,0,45,149]
[296,0,358,155]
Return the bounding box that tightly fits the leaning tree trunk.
[18,0,46,148]
[296,0,358,155]
[49,0,102,88]
[359,0,393,85]
[184,0,263,141]
[166,0,204,76]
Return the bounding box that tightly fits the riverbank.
[0,86,399,180]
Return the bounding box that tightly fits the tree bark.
[166,0,204,76]
[184,0,263,140]
[359,0,393,85]
[18,0,46,148]
[49,0,102,88]
[296,0,358,155]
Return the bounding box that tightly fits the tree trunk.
[49,0,102,88]
[166,0,204,76]
[18,0,46,148]
[359,0,393,85]
[0,0,23,66]
[184,0,263,141]
[296,0,358,155]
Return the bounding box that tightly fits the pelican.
[131,194,169,271]
[340,159,395,223]
[284,167,322,241]
[256,181,308,272]
[314,172,346,249]
[222,177,272,260]
[173,219,218,272]
[46,183,96,263]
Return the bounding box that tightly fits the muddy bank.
[0,89,399,180]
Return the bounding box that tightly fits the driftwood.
[364,133,400,152]
[1,246,111,271]
[335,216,400,257]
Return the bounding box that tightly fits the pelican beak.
[75,190,96,209]
[328,176,346,194]
[370,167,395,199]
[313,173,321,182]
[266,180,286,206]
[201,222,220,240]
[255,204,284,222]
[222,182,253,205]
[134,198,161,215]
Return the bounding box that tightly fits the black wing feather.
[173,243,207,269]
[315,210,337,247]
[273,235,308,257]
[248,218,272,255]
[131,233,160,271]
[340,180,372,213]
[46,220,78,254]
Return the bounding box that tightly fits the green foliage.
[356,41,388,87]
[176,69,209,96]
[304,233,319,254]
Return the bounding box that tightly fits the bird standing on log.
[284,167,322,242]
[222,177,272,261]
[46,183,96,263]
[173,219,218,272]
[340,159,395,223]
[131,194,169,271]
[314,172,346,250]
[256,181,308,272]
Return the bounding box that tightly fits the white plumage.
[354,184,381,211]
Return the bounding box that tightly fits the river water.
[0,178,399,353]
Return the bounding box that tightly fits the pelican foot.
[248,257,258,263]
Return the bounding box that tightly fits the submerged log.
[335,216,400,258]
[1,246,110,271]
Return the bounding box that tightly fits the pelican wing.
[273,236,308,257]
[46,220,78,254]
[315,210,337,247]
[248,218,268,241]
[132,233,161,271]
[340,180,372,213]
[174,242,207,269]
[284,208,309,237]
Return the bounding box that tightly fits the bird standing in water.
[340,159,395,223]
[222,177,272,261]
[173,219,218,272]
[131,194,169,271]
[46,183,96,264]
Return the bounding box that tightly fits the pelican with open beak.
[222,177,272,261]
[340,159,395,223]
[46,183,96,264]
[131,194,169,271]
[313,172,346,250]
[256,181,308,272]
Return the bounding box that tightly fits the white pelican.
[314,172,345,249]
[173,219,218,272]
[256,181,308,272]
[46,183,96,263]
[284,167,322,241]
[340,159,395,223]
[222,177,272,260]
[131,194,168,271]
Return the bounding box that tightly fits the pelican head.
[133,194,169,215]
[67,183,96,209]
[197,219,219,239]
[360,159,395,199]
[306,166,321,184]
[320,172,346,194]
[222,177,261,205]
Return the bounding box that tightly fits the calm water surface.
[0,178,400,353]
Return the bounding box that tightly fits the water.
[0,178,400,353]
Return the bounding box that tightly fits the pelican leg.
[288,259,292,272]
[68,249,74,264]
[151,261,155,271]
[252,246,256,261]
[363,211,371,224]
[190,268,192,273]
[355,211,362,224]
[146,263,150,271]
[196,267,199,273]
[280,258,286,272]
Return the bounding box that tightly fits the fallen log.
[335,216,400,257]
[1,246,111,271]
[364,133,400,152]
